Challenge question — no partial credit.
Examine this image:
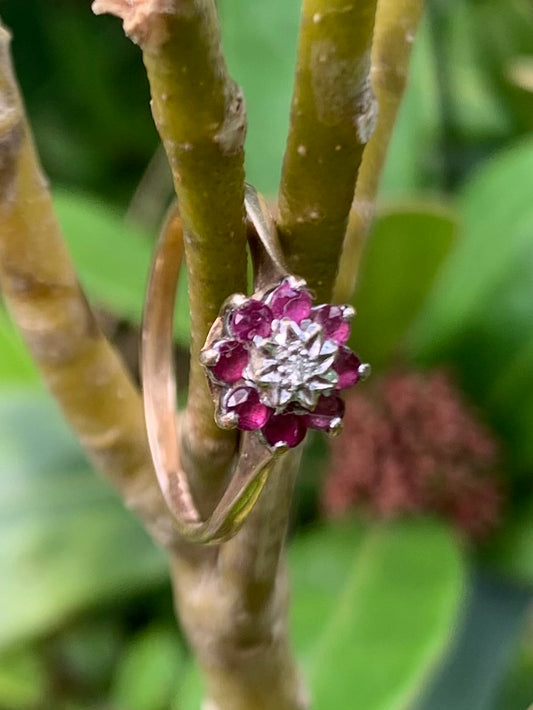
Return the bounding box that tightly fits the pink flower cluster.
[322,370,502,540]
[201,277,368,449]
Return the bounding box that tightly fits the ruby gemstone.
[305,394,345,430]
[262,412,307,448]
[333,347,361,389]
[312,305,350,344]
[229,300,273,340]
[269,281,312,324]
[211,340,248,384]
[225,386,272,430]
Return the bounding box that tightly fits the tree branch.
[174,452,307,710]
[0,23,175,548]
[334,0,426,302]
[0,11,305,710]
[277,0,379,302]
[93,0,248,511]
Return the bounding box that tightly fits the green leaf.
[482,502,533,584]
[414,573,531,710]
[0,648,46,710]
[0,391,167,650]
[291,519,464,710]
[111,624,186,710]
[53,189,152,323]
[409,138,533,471]
[53,190,191,345]
[0,311,39,386]
[350,203,457,369]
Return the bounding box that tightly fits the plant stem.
[334,0,426,302]
[173,451,307,710]
[1,11,306,710]
[93,0,248,511]
[0,23,175,548]
[277,0,379,302]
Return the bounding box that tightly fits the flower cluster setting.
[201,276,370,450]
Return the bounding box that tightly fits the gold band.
[141,187,288,544]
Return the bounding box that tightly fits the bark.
[278,0,379,302]
[334,0,426,302]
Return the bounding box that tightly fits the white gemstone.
[243,317,339,410]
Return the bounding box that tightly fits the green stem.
[278,0,379,302]
[94,0,248,509]
[335,0,426,302]
[0,22,175,547]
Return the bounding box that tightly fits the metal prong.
[224,293,248,310]
[286,274,307,290]
[272,441,290,456]
[200,348,219,367]
[342,304,356,321]
[327,417,344,438]
[216,411,239,429]
[358,362,371,381]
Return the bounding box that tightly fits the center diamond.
[244,318,339,410]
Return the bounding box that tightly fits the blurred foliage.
[53,190,191,344]
[0,392,167,651]
[349,203,458,369]
[0,0,532,709]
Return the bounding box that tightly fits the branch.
[1,21,305,709]
[334,0,426,302]
[0,23,176,547]
[93,0,248,510]
[174,452,307,710]
[277,0,379,302]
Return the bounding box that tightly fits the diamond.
[245,318,339,409]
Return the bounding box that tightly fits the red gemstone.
[262,412,307,448]
[211,340,248,384]
[268,280,312,324]
[229,300,273,340]
[312,305,350,344]
[333,347,361,389]
[305,394,345,430]
[225,386,272,430]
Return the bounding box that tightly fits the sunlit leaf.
[291,519,464,710]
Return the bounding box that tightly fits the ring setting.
[201,274,370,450]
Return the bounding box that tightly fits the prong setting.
[201,275,370,450]
[358,362,371,381]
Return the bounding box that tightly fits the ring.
[141,184,369,544]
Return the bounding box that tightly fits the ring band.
[141,184,368,544]
[141,188,286,544]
